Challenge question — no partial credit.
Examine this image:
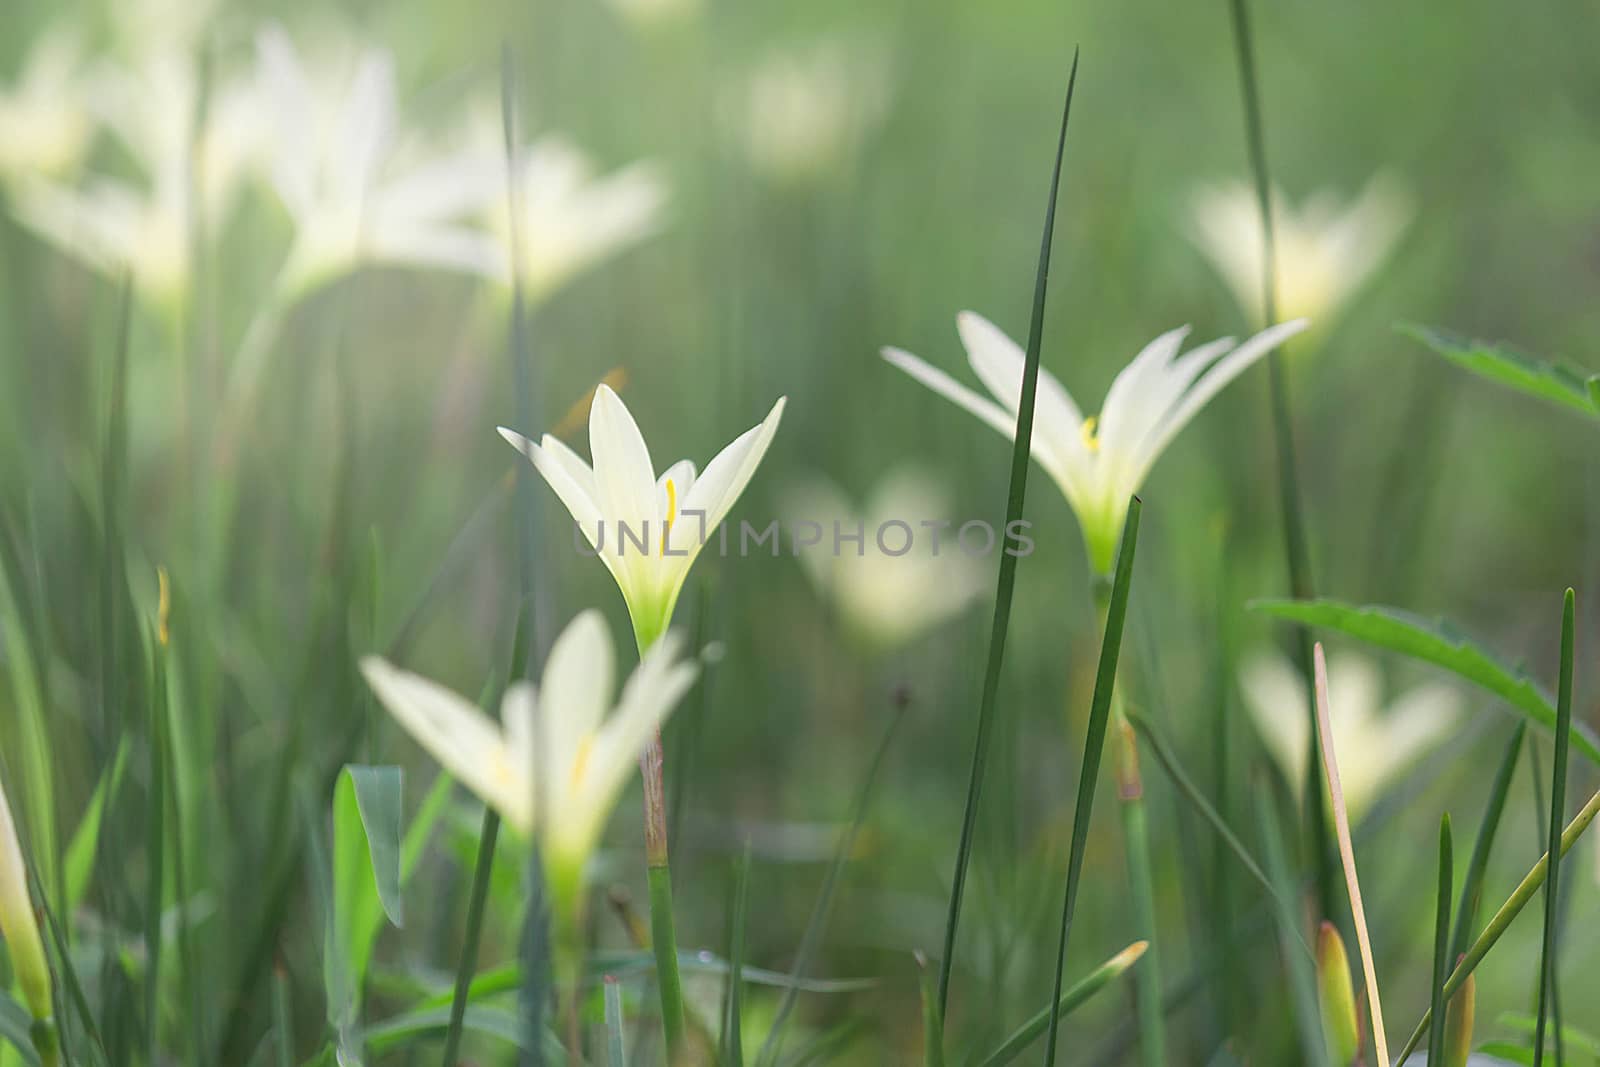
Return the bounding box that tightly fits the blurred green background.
[0,0,1596,1062]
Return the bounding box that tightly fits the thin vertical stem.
[1223,0,1333,918]
[1532,589,1575,1067]
[937,50,1079,1021]
[441,809,501,1067]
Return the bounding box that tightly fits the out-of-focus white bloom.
[1190,177,1411,326]
[361,610,698,907]
[0,26,94,180]
[10,48,268,310]
[0,771,51,1024]
[500,384,786,651]
[110,0,217,60]
[783,469,986,650]
[483,124,668,300]
[732,40,892,182]
[601,0,704,29]
[1241,648,1462,816]
[884,313,1306,574]
[254,24,499,297]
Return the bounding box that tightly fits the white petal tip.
[497,426,531,449]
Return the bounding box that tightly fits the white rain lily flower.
[0,26,94,180]
[732,40,892,182]
[500,384,786,650]
[0,771,51,1024]
[361,610,698,908]
[883,313,1307,574]
[783,469,986,650]
[484,129,668,300]
[254,24,499,298]
[1241,648,1462,817]
[1190,176,1412,326]
[10,49,267,310]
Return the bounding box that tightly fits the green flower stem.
[1093,579,1166,1067]
[441,808,501,1067]
[636,624,687,1059]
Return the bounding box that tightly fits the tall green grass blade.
[1254,785,1330,1067]
[758,702,905,1065]
[328,764,405,1045]
[1224,0,1332,919]
[1250,599,1600,765]
[721,842,751,1067]
[604,976,626,1066]
[1393,782,1600,1063]
[441,808,501,1067]
[1402,325,1600,420]
[0,542,59,914]
[144,630,167,1064]
[273,962,293,1067]
[917,954,946,1067]
[1043,496,1139,1066]
[35,870,106,1062]
[63,740,129,926]
[1532,590,1575,1067]
[1427,814,1453,1067]
[1451,723,1525,961]
[973,941,1146,1067]
[935,47,1078,1020]
[1125,710,1308,957]
[0,992,41,1066]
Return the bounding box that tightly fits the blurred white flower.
[1190,176,1411,327]
[601,0,704,29]
[0,25,95,180]
[732,40,892,182]
[0,771,51,1025]
[884,313,1306,574]
[253,24,499,297]
[1241,647,1462,816]
[361,610,698,907]
[500,384,786,650]
[10,49,267,310]
[483,125,668,300]
[783,469,986,650]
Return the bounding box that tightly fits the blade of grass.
[1451,723,1526,961]
[1042,498,1139,1067]
[936,48,1079,1019]
[1253,783,1329,1066]
[1125,711,1309,958]
[441,809,502,1067]
[720,842,752,1066]
[758,700,906,1065]
[604,976,626,1066]
[1427,815,1453,1067]
[973,941,1146,1067]
[1532,589,1575,1067]
[273,960,293,1067]
[144,624,167,1064]
[1224,0,1332,920]
[917,954,945,1067]
[1312,643,1388,1066]
[1393,782,1600,1063]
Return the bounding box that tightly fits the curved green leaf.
[1250,599,1600,766]
[1403,324,1599,420]
[0,993,40,1066]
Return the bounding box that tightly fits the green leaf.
[0,992,41,1066]
[1249,599,1600,765]
[974,941,1147,1067]
[362,1004,566,1059]
[1403,324,1600,419]
[326,764,405,1051]
[64,739,131,913]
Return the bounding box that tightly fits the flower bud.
[1316,921,1360,1066]
[1441,968,1474,1067]
[0,774,52,1023]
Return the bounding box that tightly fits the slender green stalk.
[1223,0,1333,917]
[1451,723,1526,961]
[977,941,1146,1067]
[1255,786,1330,1066]
[1427,815,1453,1067]
[1393,783,1600,1063]
[1533,589,1575,1067]
[917,954,946,1067]
[604,976,627,1067]
[1115,758,1165,1067]
[440,809,501,1067]
[647,864,686,1056]
[1043,497,1140,1065]
[272,960,293,1067]
[721,842,752,1066]
[1126,711,1307,956]
[144,631,167,1064]
[936,48,1079,1020]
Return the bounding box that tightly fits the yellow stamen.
[569,737,593,792]
[661,478,677,551]
[1081,415,1101,453]
[157,566,171,646]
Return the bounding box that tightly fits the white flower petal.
[679,396,786,536]
[588,384,659,535]
[539,609,615,783]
